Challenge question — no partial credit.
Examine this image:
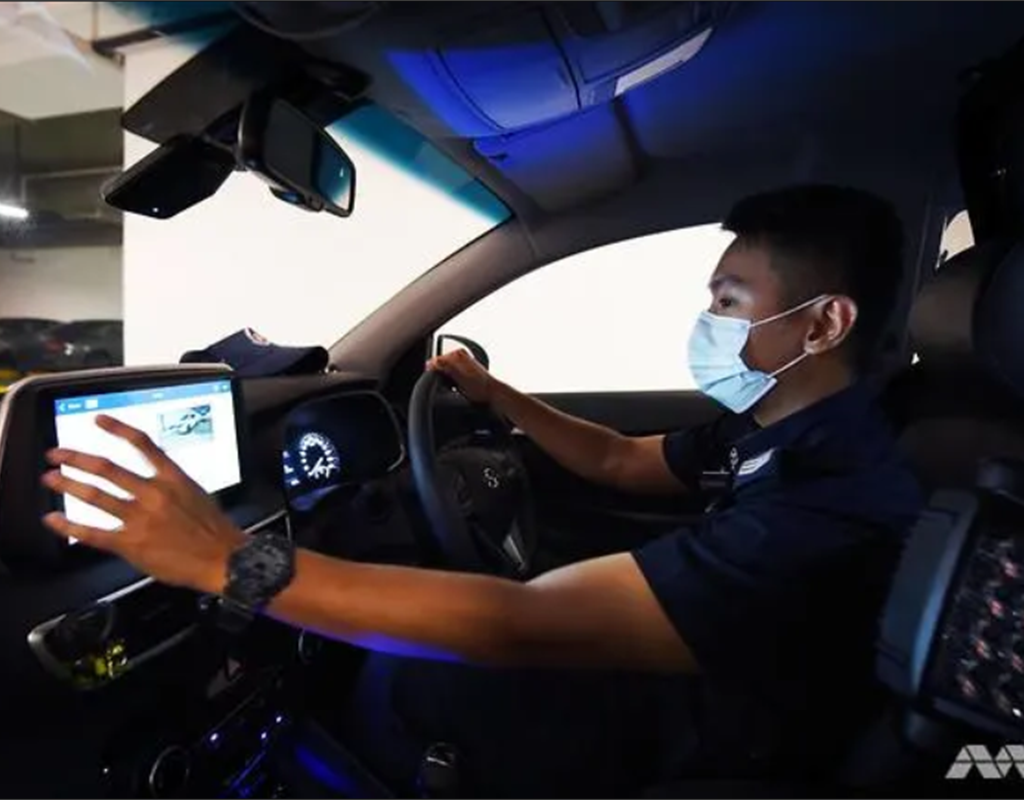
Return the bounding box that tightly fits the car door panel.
[535,390,720,436]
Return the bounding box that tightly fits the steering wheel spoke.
[500,519,529,575]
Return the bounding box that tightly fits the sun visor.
[434,2,734,134]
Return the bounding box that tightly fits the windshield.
[0,4,509,385]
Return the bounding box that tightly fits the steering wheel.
[408,370,537,577]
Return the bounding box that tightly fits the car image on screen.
[158,404,214,448]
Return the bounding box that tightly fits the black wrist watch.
[216,533,296,633]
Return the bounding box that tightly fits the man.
[41,185,922,795]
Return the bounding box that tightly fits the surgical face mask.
[687,294,829,414]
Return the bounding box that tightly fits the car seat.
[835,237,1024,796]
[882,238,1024,489]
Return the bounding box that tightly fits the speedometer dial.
[297,432,341,482]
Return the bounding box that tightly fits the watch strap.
[215,596,256,635]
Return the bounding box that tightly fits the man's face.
[706,239,824,374]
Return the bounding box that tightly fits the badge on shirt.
[735,448,775,478]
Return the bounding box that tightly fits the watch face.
[228,535,295,608]
[252,537,292,573]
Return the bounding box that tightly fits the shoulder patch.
[736,448,775,477]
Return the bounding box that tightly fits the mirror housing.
[238,92,356,217]
[101,136,236,219]
[434,334,490,370]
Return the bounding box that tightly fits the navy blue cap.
[179,328,329,378]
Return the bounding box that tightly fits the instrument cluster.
[281,391,405,510]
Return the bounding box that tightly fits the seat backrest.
[838,239,1024,792]
[882,238,1024,490]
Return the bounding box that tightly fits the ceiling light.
[0,202,29,221]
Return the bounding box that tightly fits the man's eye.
[717,297,736,310]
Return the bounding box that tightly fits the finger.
[45,448,151,495]
[42,470,133,520]
[42,511,118,551]
[93,415,173,473]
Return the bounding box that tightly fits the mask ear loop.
[750,293,831,329]
[753,294,833,378]
[769,350,810,378]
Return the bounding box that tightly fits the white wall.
[122,41,502,366]
[0,245,122,320]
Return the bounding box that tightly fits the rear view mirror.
[102,136,236,219]
[238,94,356,217]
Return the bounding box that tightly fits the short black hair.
[723,184,905,371]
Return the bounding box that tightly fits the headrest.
[909,238,1024,395]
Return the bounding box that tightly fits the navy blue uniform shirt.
[632,382,923,772]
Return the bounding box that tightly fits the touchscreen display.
[53,379,241,531]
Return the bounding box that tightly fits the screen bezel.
[35,372,249,549]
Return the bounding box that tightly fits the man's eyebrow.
[708,274,747,291]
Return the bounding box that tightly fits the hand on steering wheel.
[426,349,495,404]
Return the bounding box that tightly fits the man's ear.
[805,296,857,355]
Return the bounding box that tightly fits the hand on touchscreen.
[41,415,245,593]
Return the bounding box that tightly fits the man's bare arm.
[251,550,696,672]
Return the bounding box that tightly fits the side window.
[937,209,974,268]
[435,224,735,393]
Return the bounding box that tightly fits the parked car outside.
[0,317,63,373]
[24,319,124,372]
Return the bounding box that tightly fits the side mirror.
[238,93,356,217]
[102,136,236,219]
[434,334,489,370]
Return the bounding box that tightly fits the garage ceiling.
[0,2,125,247]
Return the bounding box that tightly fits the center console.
[99,641,297,799]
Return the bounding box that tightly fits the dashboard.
[0,365,409,797]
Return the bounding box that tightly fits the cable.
[230,1,384,42]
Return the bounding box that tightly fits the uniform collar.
[726,382,878,476]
